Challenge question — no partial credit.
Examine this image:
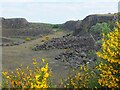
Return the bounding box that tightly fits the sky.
[0,0,119,24]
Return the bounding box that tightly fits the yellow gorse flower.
[42,58,45,62]
[96,21,120,88]
[2,58,50,88]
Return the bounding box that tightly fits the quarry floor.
[2,31,73,84]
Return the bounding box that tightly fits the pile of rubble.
[33,34,98,68]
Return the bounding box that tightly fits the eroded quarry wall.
[1,18,29,28]
[73,14,115,35]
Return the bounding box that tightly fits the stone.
[80,52,87,57]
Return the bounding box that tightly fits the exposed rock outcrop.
[60,20,81,31]
[73,14,115,35]
[1,18,29,28]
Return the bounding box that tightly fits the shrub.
[89,22,111,38]
[2,58,52,89]
[45,36,49,41]
[96,21,120,88]
[52,24,59,29]
[25,37,31,41]
[60,64,100,88]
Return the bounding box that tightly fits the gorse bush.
[59,64,101,88]
[60,65,90,88]
[96,21,120,88]
[2,58,52,88]
[45,36,49,41]
[25,37,31,41]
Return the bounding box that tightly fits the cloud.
[0,0,119,2]
[1,2,118,24]
[0,0,34,2]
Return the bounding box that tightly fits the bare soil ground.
[2,31,73,84]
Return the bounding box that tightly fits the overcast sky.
[0,0,119,24]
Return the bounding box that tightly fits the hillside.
[1,18,54,37]
[1,18,70,46]
[73,14,115,35]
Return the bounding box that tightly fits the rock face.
[1,17,29,28]
[60,20,81,31]
[73,14,115,35]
